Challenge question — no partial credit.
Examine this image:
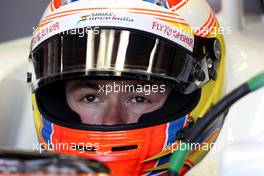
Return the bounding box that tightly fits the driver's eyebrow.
[68,82,100,91]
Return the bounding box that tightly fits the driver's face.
[66,80,170,125]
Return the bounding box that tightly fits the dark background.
[0,0,263,43]
[0,0,49,43]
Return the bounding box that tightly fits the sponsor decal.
[151,21,193,47]
[32,22,60,46]
[32,9,194,51]
[77,12,134,26]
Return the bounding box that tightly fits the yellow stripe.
[187,129,220,164]
[143,147,172,162]
[144,163,169,172]
[32,94,45,143]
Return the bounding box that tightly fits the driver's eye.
[82,95,100,103]
[130,96,149,103]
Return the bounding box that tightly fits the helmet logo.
[76,12,135,27]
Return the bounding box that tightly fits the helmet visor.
[32,28,208,94]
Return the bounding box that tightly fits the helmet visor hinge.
[206,56,218,81]
[193,57,210,87]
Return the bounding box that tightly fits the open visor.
[32,28,210,94]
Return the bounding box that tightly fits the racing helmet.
[29,0,226,175]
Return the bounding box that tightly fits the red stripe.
[200,18,215,37]
[205,19,217,37]
[196,12,213,35]
[36,21,52,31]
[41,8,184,27]
[129,7,179,16]
[38,115,45,144]
[184,159,194,168]
[200,17,215,36]
[53,0,62,9]
[175,0,189,11]
[43,7,179,22]
[197,14,214,36]
[43,8,107,21]
[167,0,182,8]
[184,114,190,127]
[179,165,191,176]
[40,12,79,25]
[130,11,185,21]
[50,2,54,12]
